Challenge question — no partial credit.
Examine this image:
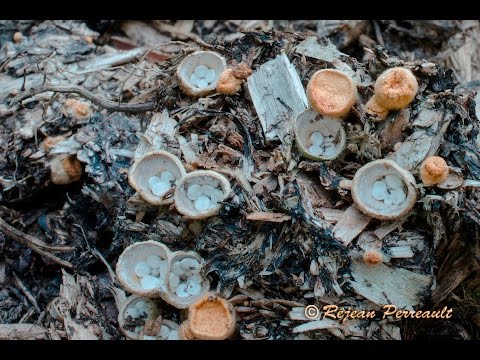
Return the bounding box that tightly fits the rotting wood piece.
[247,52,308,144]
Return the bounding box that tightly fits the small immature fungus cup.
[352,159,417,220]
[365,67,418,121]
[118,295,160,340]
[178,320,197,340]
[174,170,231,219]
[306,69,357,118]
[128,150,187,206]
[50,154,83,185]
[177,51,227,97]
[162,251,210,309]
[363,249,383,266]
[116,241,171,298]
[216,63,253,95]
[188,293,236,340]
[419,156,449,186]
[295,109,346,161]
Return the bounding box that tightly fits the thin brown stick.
[13,272,41,313]
[0,217,74,252]
[8,84,157,113]
[0,217,74,269]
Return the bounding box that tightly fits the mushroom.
[157,319,180,341]
[365,67,418,121]
[50,154,83,185]
[177,51,227,97]
[128,150,187,206]
[174,170,231,219]
[116,241,171,298]
[363,249,384,266]
[306,69,357,118]
[162,250,210,309]
[216,63,253,95]
[188,293,236,340]
[295,109,346,161]
[118,294,160,340]
[351,159,417,220]
[178,320,197,340]
[419,156,449,186]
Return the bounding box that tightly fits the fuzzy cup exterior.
[177,51,227,97]
[179,320,197,340]
[295,109,346,161]
[161,251,210,309]
[306,69,357,118]
[116,241,172,298]
[363,249,383,266]
[216,69,243,95]
[118,294,160,340]
[50,154,83,185]
[188,293,236,340]
[128,150,186,206]
[420,156,449,186]
[365,67,418,120]
[174,170,231,219]
[352,159,417,220]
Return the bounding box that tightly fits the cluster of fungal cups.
[116,241,209,308]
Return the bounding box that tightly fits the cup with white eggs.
[351,159,418,220]
[128,150,187,206]
[162,251,210,309]
[116,241,172,298]
[118,295,161,340]
[176,51,227,97]
[174,170,232,220]
[295,109,346,161]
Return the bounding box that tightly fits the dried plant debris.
[0,20,479,340]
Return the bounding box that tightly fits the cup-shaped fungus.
[128,150,186,206]
[295,109,346,161]
[158,319,180,340]
[363,249,384,266]
[118,295,160,340]
[162,251,210,309]
[116,241,171,298]
[174,170,231,219]
[188,293,236,340]
[306,69,357,118]
[216,63,253,95]
[177,51,227,97]
[365,67,418,121]
[50,154,83,185]
[178,320,197,340]
[419,156,449,186]
[352,159,417,220]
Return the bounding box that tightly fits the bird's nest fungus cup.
[352,159,417,220]
[174,170,231,219]
[306,69,357,118]
[188,293,236,340]
[295,109,346,161]
[177,51,227,97]
[162,250,210,309]
[118,294,160,340]
[128,150,186,206]
[116,241,171,298]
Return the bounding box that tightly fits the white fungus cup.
[116,241,172,298]
[351,159,417,220]
[161,251,210,309]
[295,109,346,161]
[174,170,232,219]
[158,320,180,341]
[128,150,187,206]
[176,51,227,97]
[118,294,160,340]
